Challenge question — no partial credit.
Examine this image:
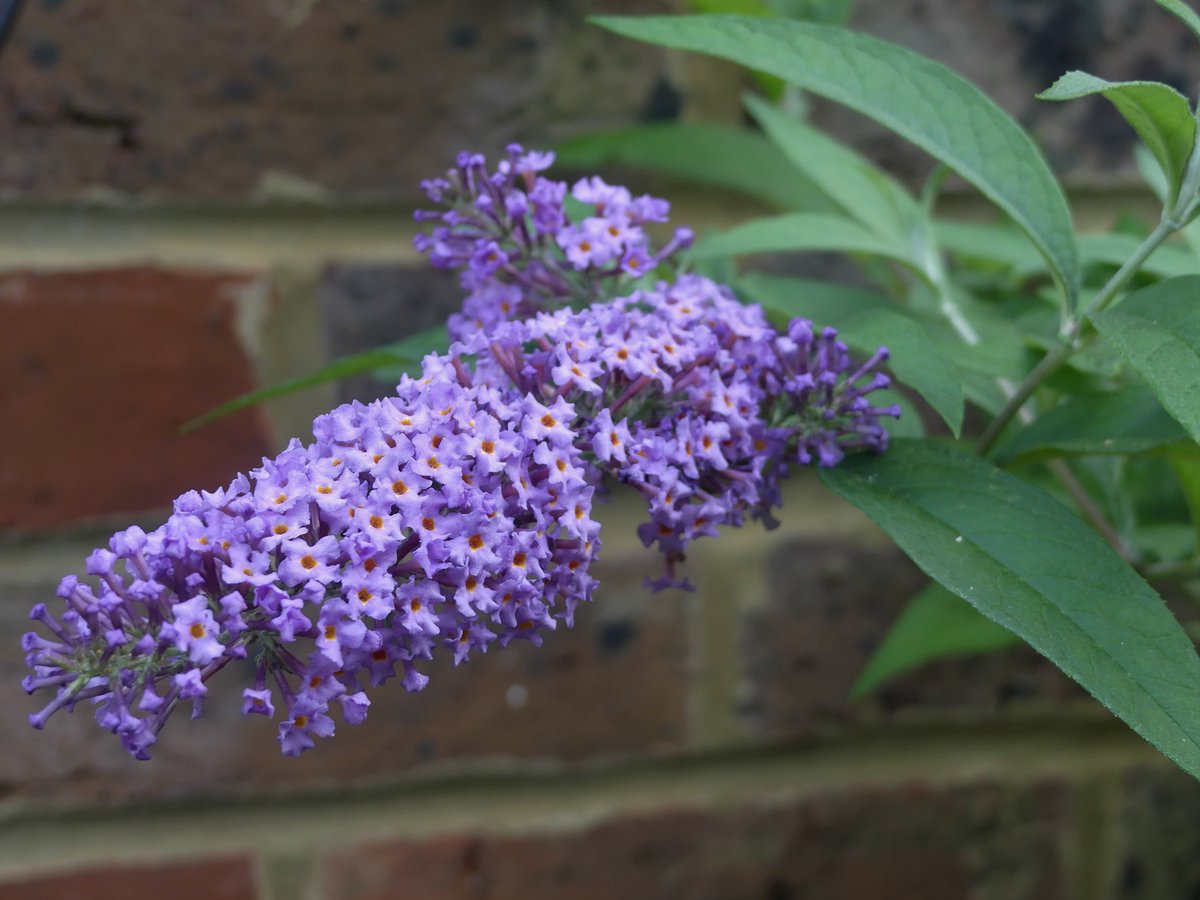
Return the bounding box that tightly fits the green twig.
[976,218,1180,455]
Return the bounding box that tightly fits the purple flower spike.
[413,145,690,340]
[23,151,898,760]
[23,349,601,759]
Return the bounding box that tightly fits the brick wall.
[2,2,1198,898]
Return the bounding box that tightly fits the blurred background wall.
[1,2,1199,898]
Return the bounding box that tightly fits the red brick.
[323,779,1070,900]
[4,545,688,808]
[0,856,257,900]
[0,267,273,531]
[0,0,672,201]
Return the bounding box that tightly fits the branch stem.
[976,218,1179,455]
[1045,459,1140,565]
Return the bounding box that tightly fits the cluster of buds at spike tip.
[23,152,900,759]
[413,144,694,340]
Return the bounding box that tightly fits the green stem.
[976,218,1179,456]
[1046,459,1140,565]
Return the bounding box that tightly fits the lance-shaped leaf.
[1092,275,1200,443]
[838,308,965,437]
[935,220,1044,273]
[1039,72,1197,202]
[936,221,1200,280]
[737,272,890,326]
[743,93,918,242]
[555,123,826,211]
[686,0,775,12]
[994,385,1189,464]
[182,325,449,432]
[592,14,1081,310]
[1137,144,1200,257]
[690,212,914,266]
[1157,0,1200,46]
[852,582,1020,697]
[1168,443,1200,551]
[1079,234,1200,279]
[821,439,1200,780]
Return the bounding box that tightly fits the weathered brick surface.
[0,0,672,200]
[1,0,1193,202]
[1112,765,1200,899]
[3,535,688,808]
[0,856,257,900]
[741,539,1085,741]
[834,0,1200,184]
[319,263,461,403]
[323,779,1070,900]
[0,267,273,532]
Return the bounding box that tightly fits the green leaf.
[872,388,925,439]
[1137,144,1200,257]
[768,0,855,24]
[690,212,913,265]
[554,123,826,211]
[936,221,1200,280]
[736,272,890,327]
[852,581,1020,697]
[821,439,1200,780]
[743,93,918,242]
[592,14,1081,310]
[181,326,449,433]
[1157,0,1200,46]
[1168,443,1200,550]
[1039,72,1196,202]
[934,220,1045,273]
[913,294,1034,383]
[1137,523,1198,563]
[838,308,965,437]
[679,0,788,98]
[1092,275,1200,443]
[1079,234,1200,279]
[685,0,775,13]
[994,385,1189,464]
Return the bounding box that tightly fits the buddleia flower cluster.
[413,145,694,339]
[462,273,899,588]
[22,149,899,759]
[24,367,600,758]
